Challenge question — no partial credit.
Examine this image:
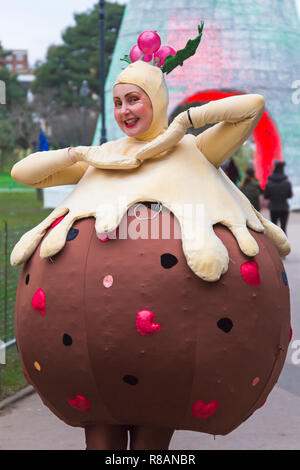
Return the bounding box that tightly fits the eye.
[114,100,122,108]
[129,96,139,103]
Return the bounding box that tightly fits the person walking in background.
[225,157,240,185]
[239,166,262,211]
[264,161,293,234]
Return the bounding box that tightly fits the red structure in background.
[184,90,283,189]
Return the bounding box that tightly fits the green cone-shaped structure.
[93,0,300,205]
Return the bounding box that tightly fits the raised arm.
[193,94,265,167]
[134,94,265,166]
[11,148,89,188]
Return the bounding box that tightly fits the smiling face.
[113,83,153,138]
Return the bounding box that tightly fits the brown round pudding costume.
[11,58,291,448]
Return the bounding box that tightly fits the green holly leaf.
[120,54,132,65]
[162,22,204,74]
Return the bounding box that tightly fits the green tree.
[33,2,125,107]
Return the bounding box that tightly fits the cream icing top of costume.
[10,60,290,281]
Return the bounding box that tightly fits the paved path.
[1,210,299,450]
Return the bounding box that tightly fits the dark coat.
[264,174,293,211]
[240,179,262,211]
[225,159,240,184]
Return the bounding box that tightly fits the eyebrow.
[113,91,141,100]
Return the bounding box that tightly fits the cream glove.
[11,148,89,188]
[11,145,140,189]
[72,145,141,170]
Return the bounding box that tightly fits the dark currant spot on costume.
[217,318,233,333]
[63,334,73,346]
[123,375,139,386]
[161,253,178,269]
[25,274,30,285]
[281,271,288,286]
[66,228,79,242]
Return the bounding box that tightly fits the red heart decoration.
[136,309,161,335]
[240,260,261,286]
[32,288,46,316]
[50,216,65,230]
[192,400,219,419]
[99,227,119,243]
[99,234,110,243]
[68,395,91,412]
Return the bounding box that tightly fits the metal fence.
[0,222,30,345]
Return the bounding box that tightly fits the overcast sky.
[0,0,128,67]
[1,0,300,68]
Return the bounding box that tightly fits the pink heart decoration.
[32,288,46,316]
[68,395,91,412]
[136,309,161,335]
[192,400,219,419]
[240,260,261,286]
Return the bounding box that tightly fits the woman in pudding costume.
[11,26,291,450]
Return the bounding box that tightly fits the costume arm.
[193,95,265,167]
[11,148,89,188]
[135,94,265,165]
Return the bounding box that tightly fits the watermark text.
[291,340,300,365]
[291,80,300,105]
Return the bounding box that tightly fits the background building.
[93,0,300,208]
[2,49,34,102]
[3,49,29,74]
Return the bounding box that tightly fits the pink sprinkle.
[50,216,65,229]
[32,288,46,316]
[240,260,261,286]
[252,377,260,387]
[103,275,113,288]
[192,400,219,419]
[68,395,91,412]
[136,309,161,335]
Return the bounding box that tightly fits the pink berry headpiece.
[121,22,204,75]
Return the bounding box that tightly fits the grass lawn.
[0,189,53,401]
[0,190,53,227]
[0,172,32,191]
